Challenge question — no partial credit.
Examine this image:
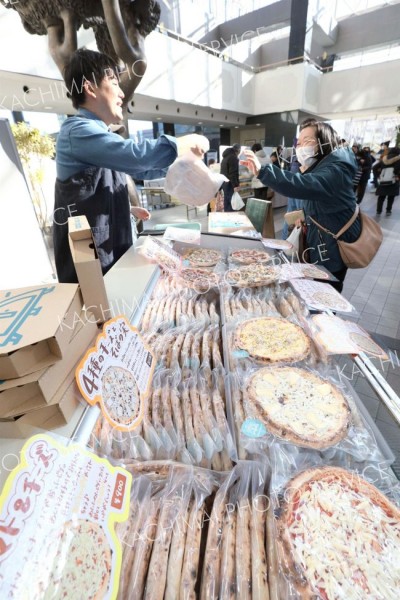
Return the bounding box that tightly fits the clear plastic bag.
[165,151,228,206]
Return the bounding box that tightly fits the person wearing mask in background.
[242,119,361,292]
[282,147,304,240]
[54,48,205,283]
[356,147,373,204]
[250,143,269,200]
[375,146,400,215]
[220,143,241,212]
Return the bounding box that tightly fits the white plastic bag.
[165,151,228,207]
[284,225,302,256]
[231,191,245,211]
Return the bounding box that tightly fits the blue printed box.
[0,284,82,379]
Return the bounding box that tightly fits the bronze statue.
[1,0,161,113]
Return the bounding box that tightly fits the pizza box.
[0,313,98,419]
[68,215,110,324]
[0,379,81,439]
[0,283,82,379]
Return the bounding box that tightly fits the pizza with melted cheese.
[226,263,279,287]
[247,367,350,449]
[230,248,272,264]
[183,247,222,267]
[178,267,219,291]
[276,466,400,600]
[235,317,311,363]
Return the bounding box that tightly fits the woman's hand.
[131,206,151,221]
[240,150,261,176]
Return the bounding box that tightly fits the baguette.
[180,501,204,600]
[236,497,252,599]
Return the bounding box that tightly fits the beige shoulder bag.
[309,205,383,269]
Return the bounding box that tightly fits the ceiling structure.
[0,1,399,128]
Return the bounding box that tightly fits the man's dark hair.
[251,143,263,152]
[232,143,241,153]
[300,118,341,158]
[63,48,120,109]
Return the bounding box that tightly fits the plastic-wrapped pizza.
[246,367,351,449]
[276,466,400,599]
[235,317,311,363]
[230,248,272,264]
[183,247,222,267]
[226,263,279,287]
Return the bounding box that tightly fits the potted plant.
[11,121,55,246]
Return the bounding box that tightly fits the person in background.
[351,144,363,193]
[372,141,390,186]
[250,143,269,200]
[220,143,241,212]
[54,48,205,283]
[282,148,304,240]
[242,119,361,292]
[270,151,279,165]
[356,147,373,204]
[375,147,400,215]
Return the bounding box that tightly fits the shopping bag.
[231,191,245,211]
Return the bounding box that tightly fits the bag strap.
[309,205,360,240]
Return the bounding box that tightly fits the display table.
[208,212,256,235]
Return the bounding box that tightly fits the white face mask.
[296,146,317,168]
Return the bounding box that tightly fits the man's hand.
[240,150,261,176]
[131,206,151,221]
[176,134,210,158]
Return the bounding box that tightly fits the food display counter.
[1,232,400,599]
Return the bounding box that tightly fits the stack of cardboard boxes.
[0,283,98,437]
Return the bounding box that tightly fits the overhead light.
[156,117,162,120]
[198,121,203,125]
[234,126,239,128]
[256,123,261,126]
[219,124,224,127]
[44,106,53,110]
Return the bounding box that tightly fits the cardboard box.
[68,216,110,324]
[0,284,82,379]
[0,313,98,419]
[0,379,82,439]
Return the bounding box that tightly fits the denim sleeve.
[68,120,177,179]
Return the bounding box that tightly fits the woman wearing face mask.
[243,118,361,292]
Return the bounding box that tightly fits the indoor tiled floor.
[143,182,400,477]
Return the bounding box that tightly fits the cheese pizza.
[235,317,311,363]
[276,466,400,600]
[230,248,272,264]
[44,520,112,599]
[102,366,140,425]
[179,267,219,291]
[226,264,279,287]
[300,264,330,280]
[312,290,351,311]
[349,331,385,357]
[247,367,350,449]
[183,247,222,267]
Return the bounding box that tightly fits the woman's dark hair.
[251,143,263,152]
[300,118,342,158]
[63,48,120,109]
